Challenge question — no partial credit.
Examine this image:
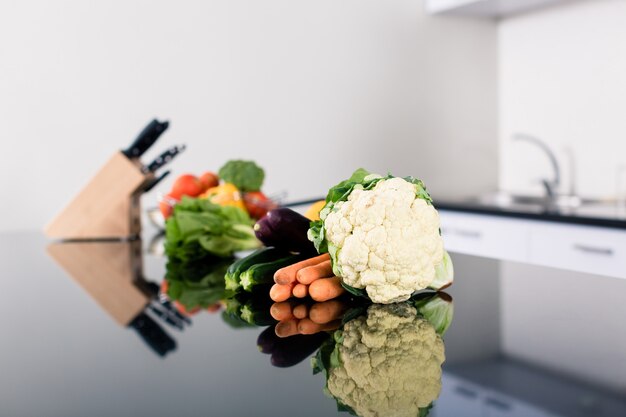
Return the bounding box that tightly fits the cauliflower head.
[323,303,445,417]
[310,169,445,304]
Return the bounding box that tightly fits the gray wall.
[0,0,497,232]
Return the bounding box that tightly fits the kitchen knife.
[142,170,171,193]
[122,119,170,159]
[129,312,177,357]
[143,144,186,173]
[148,303,185,330]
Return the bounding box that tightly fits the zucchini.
[222,292,275,327]
[239,253,306,292]
[224,247,289,291]
[240,298,275,326]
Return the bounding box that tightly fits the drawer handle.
[573,244,614,256]
[485,397,512,411]
[454,386,478,398]
[454,229,482,239]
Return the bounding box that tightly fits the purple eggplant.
[253,208,316,254]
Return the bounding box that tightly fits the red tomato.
[206,303,222,313]
[160,280,169,295]
[174,301,201,316]
[199,171,220,191]
[172,174,204,198]
[243,191,277,219]
[159,193,179,219]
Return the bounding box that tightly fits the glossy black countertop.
[435,199,626,229]
[1,232,625,417]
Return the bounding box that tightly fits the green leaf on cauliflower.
[412,292,455,336]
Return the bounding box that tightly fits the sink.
[472,192,619,211]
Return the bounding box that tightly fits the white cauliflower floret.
[325,177,444,303]
[326,303,445,417]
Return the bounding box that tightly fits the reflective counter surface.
[1,232,625,417]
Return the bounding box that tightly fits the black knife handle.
[142,170,171,193]
[144,144,186,173]
[129,312,177,357]
[122,119,169,159]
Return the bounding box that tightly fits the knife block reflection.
[47,240,182,357]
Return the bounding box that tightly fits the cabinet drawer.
[439,211,530,263]
[529,223,626,279]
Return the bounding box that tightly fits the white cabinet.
[425,0,569,18]
[439,211,530,263]
[439,210,626,280]
[528,223,626,279]
[436,374,559,417]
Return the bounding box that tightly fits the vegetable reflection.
[312,293,453,417]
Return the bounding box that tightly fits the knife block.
[45,152,154,240]
[47,240,149,326]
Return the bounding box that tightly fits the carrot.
[270,302,294,321]
[296,260,334,285]
[292,304,308,319]
[320,320,342,332]
[292,283,308,299]
[309,276,345,302]
[275,319,299,338]
[270,283,294,302]
[309,300,346,324]
[297,318,342,335]
[273,253,330,285]
[297,318,322,335]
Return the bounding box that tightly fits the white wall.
[499,0,626,198]
[0,0,497,232]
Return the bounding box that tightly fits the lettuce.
[165,256,232,309]
[164,197,261,262]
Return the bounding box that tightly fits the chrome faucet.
[512,133,561,199]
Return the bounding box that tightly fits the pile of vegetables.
[157,163,458,417]
[160,160,276,221]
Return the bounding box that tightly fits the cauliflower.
[312,296,452,417]
[309,169,452,304]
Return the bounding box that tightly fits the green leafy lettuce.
[218,160,265,192]
[164,197,261,262]
[165,256,233,310]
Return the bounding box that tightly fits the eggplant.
[270,332,329,368]
[257,325,278,354]
[253,208,317,254]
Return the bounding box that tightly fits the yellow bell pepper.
[304,200,326,221]
[200,183,247,212]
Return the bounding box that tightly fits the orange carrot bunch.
[269,254,346,303]
[270,300,347,338]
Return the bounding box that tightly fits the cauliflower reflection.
[313,295,452,417]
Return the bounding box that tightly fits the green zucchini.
[239,253,306,292]
[224,247,289,291]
